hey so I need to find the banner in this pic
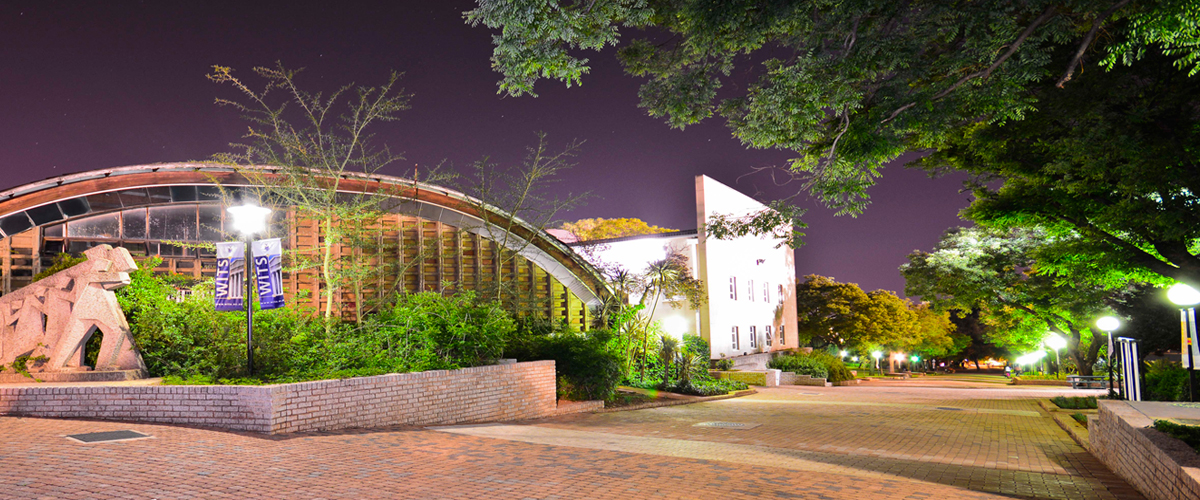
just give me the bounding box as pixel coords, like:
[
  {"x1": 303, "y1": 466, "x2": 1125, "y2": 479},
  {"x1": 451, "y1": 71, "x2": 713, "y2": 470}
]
[
  {"x1": 253, "y1": 238, "x2": 285, "y2": 310},
  {"x1": 215, "y1": 242, "x2": 245, "y2": 311}
]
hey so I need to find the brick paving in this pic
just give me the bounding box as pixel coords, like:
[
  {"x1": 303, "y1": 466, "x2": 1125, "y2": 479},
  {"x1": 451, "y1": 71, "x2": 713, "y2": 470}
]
[{"x1": 0, "y1": 383, "x2": 1140, "y2": 499}]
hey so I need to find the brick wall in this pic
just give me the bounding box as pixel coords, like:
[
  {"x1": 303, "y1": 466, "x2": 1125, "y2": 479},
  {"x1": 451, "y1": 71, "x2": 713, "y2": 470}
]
[
  {"x1": 1092, "y1": 400, "x2": 1200, "y2": 500},
  {"x1": 0, "y1": 385, "x2": 273, "y2": 432},
  {"x1": 269, "y1": 361, "x2": 558, "y2": 433},
  {"x1": 0, "y1": 361, "x2": 558, "y2": 434}
]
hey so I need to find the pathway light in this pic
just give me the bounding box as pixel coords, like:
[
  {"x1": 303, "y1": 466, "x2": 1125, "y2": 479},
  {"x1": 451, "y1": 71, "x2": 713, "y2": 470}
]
[
  {"x1": 1168, "y1": 284, "x2": 1200, "y2": 401},
  {"x1": 227, "y1": 202, "x2": 273, "y2": 376}
]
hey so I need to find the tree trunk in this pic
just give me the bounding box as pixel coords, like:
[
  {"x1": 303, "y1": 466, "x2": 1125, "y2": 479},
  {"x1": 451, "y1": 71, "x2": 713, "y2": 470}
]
[{"x1": 322, "y1": 216, "x2": 336, "y2": 334}]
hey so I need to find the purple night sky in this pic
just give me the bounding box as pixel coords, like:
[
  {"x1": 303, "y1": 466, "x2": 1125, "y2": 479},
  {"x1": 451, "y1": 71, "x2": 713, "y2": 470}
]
[{"x1": 1, "y1": 1, "x2": 973, "y2": 295}]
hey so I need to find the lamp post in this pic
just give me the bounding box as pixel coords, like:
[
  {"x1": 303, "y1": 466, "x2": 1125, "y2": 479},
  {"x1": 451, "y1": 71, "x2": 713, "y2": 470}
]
[
  {"x1": 1096, "y1": 316, "x2": 1121, "y2": 399},
  {"x1": 227, "y1": 203, "x2": 272, "y2": 376},
  {"x1": 871, "y1": 351, "x2": 882, "y2": 373},
  {"x1": 1168, "y1": 284, "x2": 1200, "y2": 402},
  {"x1": 1045, "y1": 333, "x2": 1067, "y2": 376},
  {"x1": 840, "y1": 350, "x2": 848, "y2": 359}
]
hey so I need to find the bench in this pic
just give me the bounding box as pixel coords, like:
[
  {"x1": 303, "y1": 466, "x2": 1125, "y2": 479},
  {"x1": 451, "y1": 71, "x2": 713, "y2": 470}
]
[{"x1": 1067, "y1": 375, "x2": 1108, "y2": 389}]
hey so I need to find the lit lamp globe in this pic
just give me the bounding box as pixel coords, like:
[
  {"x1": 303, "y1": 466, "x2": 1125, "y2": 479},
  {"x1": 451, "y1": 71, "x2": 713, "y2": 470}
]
[
  {"x1": 851, "y1": 356, "x2": 859, "y2": 362},
  {"x1": 1095, "y1": 316, "x2": 1121, "y2": 333},
  {"x1": 1169, "y1": 284, "x2": 1200, "y2": 307},
  {"x1": 871, "y1": 351, "x2": 882, "y2": 360},
  {"x1": 839, "y1": 350, "x2": 848, "y2": 358},
  {"x1": 1045, "y1": 333, "x2": 1068, "y2": 351},
  {"x1": 227, "y1": 203, "x2": 273, "y2": 235}
]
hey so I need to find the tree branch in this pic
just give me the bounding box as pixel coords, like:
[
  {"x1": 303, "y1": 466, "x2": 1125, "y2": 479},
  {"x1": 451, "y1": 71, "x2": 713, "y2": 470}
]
[
  {"x1": 881, "y1": 5, "x2": 1057, "y2": 125},
  {"x1": 1056, "y1": 0, "x2": 1132, "y2": 88}
]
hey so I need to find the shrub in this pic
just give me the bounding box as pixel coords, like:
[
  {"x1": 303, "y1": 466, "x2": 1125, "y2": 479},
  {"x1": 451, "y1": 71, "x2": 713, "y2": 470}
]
[
  {"x1": 1145, "y1": 359, "x2": 1189, "y2": 401},
  {"x1": 1051, "y1": 396, "x2": 1097, "y2": 410},
  {"x1": 768, "y1": 355, "x2": 828, "y2": 379},
  {"x1": 1017, "y1": 372, "x2": 1069, "y2": 381},
  {"x1": 807, "y1": 351, "x2": 856, "y2": 383},
  {"x1": 1154, "y1": 420, "x2": 1200, "y2": 452},
  {"x1": 506, "y1": 320, "x2": 626, "y2": 401},
  {"x1": 715, "y1": 358, "x2": 734, "y2": 371},
  {"x1": 663, "y1": 378, "x2": 749, "y2": 396}
]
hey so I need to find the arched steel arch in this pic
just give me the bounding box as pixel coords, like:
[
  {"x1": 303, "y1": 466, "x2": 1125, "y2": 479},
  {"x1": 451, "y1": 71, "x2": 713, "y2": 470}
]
[{"x1": 0, "y1": 163, "x2": 608, "y2": 310}]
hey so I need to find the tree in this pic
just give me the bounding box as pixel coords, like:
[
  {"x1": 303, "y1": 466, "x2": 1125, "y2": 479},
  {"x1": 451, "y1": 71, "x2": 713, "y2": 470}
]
[
  {"x1": 210, "y1": 64, "x2": 436, "y2": 326},
  {"x1": 561, "y1": 218, "x2": 674, "y2": 241},
  {"x1": 455, "y1": 132, "x2": 590, "y2": 307},
  {"x1": 902, "y1": 227, "x2": 1112, "y2": 374},
  {"x1": 949, "y1": 310, "x2": 1006, "y2": 370},
  {"x1": 466, "y1": 0, "x2": 1200, "y2": 216},
  {"x1": 793, "y1": 275, "x2": 961, "y2": 360},
  {"x1": 919, "y1": 51, "x2": 1200, "y2": 290}
]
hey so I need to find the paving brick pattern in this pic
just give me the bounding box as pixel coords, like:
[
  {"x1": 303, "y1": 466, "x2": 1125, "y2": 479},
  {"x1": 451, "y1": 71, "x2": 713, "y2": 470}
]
[{"x1": 0, "y1": 382, "x2": 1140, "y2": 499}]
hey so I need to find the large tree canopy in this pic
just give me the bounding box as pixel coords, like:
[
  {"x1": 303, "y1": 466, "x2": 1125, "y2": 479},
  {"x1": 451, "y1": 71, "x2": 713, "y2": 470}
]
[
  {"x1": 466, "y1": 0, "x2": 1200, "y2": 215},
  {"x1": 918, "y1": 51, "x2": 1200, "y2": 289},
  {"x1": 902, "y1": 227, "x2": 1113, "y2": 374}
]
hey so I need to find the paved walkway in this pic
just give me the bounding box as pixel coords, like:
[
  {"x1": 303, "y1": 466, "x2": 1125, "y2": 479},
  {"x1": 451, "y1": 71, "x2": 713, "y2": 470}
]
[{"x1": 0, "y1": 383, "x2": 1139, "y2": 499}]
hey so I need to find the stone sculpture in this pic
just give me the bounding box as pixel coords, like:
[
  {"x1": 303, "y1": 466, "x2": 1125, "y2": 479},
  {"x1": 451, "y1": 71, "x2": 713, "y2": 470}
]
[{"x1": 0, "y1": 245, "x2": 146, "y2": 374}]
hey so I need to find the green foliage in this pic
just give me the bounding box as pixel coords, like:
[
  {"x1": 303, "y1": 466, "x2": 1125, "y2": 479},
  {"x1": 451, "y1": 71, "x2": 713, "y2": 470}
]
[
  {"x1": 920, "y1": 51, "x2": 1200, "y2": 290},
  {"x1": 768, "y1": 354, "x2": 828, "y2": 380},
  {"x1": 9, "y1": 352, "x2": 48, "y2": 381},
  {"x1": 1051, "y1": 396, "x2": 1098, "y2": 410},
  {"x1": 32, "y1": 253, "x2": 88, "y2": 282},
  {"x1": 506, "y1": 320, "x2": 626, "y2": 401},
  {"x1": 1146, "y1": 360, "x2": 1190, "y2": 402},
  {"x1": 714, "y1": 358, "x2": 734, "y2": 371},
  {"x1": 466, "y1": 0, "x2": 1200, "y2": 219},
  {"x1": 1018, "y1": 373, "x2": 1070, "y2": 381},
  {"x1": 662, "y1": 378, "x2": 749, "y2": 397},
  {"x1": 1071, "y1": 413, "x2": 1088, "y2": 427},
  {"x1": 1154, "y1": 420, "x2": 1200, "y2": 453},
  {"x1": 120, "y1": 263, "x2": 519, "y2": 383},
  {"x1": 807, "y1": 351, "x2": 856, "y2": 383},
  {"x1": 903, "y1": 227, "x2": 1111, "y2": 375}
]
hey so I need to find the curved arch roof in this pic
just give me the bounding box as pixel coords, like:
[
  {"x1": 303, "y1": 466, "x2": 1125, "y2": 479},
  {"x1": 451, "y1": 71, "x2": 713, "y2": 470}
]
[{"x1": 0, "y1": 163, "x2": 608, "y2": 306}]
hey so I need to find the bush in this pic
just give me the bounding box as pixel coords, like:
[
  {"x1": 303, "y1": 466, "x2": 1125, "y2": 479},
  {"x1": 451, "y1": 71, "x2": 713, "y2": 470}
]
[
  {"x1": 663, "y1": 378, "x2": 749, "y2": 396},
  {"x1": 506, "y1": 320, "x2": 626, "y2": 401},
  {"x1": 1017, "y1": 372, "x2": 1069, "y2": 381},
  {"x1": 768, "y1": 354, "x2": 828, "y2": 379},
  {"x1": 1154, "y1": 420, "x2": 1200, "y2": 452},
  {"x1": 714, "y1": 358, "x2": 734, "y2": 371},
  {"x1": 807, "y1": 351, "x2": 856, "y2": 383},
  {"x1": 1145, "y1": 359, "x2": 1189, "y2": 401},
  {"x1": 120, "y1": 261, "x2": 520, "y2": 384},
  {"x1": 1051, "y1": 396, "x2": 1097, "y2": 410}
]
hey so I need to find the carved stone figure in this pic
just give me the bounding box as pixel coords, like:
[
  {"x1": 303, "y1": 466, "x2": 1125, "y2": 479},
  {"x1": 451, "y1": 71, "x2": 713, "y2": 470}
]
[{"x1": 0, "y1": 245, "x2": 146, "y2": 374}]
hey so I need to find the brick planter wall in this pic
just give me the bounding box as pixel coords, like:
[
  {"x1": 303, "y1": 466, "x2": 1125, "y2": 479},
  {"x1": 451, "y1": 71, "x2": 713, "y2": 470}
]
[
  {"x1": 1091, "y1": 400, "x2": 1200, "y2": 500},
  {"x1": 0, "y1": 361, "x2": 558, "y2": 434}
]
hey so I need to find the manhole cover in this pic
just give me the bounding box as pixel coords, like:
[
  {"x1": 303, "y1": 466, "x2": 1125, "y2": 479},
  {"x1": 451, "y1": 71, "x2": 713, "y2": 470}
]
[
  {"x1": 66, "y1": 430, "x2": 151, "y2": 444},
  {"x1": 935, "y1": 407, "x2": 965, "y2": 411},
  {"x1": 693, "y1": 421, "x2": 760, "y2": 429}
]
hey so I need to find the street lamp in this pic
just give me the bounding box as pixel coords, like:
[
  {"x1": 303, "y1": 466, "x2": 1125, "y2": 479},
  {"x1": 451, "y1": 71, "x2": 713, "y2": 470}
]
[
  {"x1": 1096, "y1": 316, "x2": 1121, "y2": 399},
  {"x1": 227, "y1": 202, "x2": 273, "y2": 376},
  {"x1": 871, "y1": 351, "x2": 882, "y2": 372},
  {"x1": 1169, "y1": 284, "x2": 1200, "y2": 402},
  {"x1": 840, "y1": 350, "x2": 848, "y2": 359},
  {"x1": 1045, "y1": 333, "x2": 1067, "y2": 376}
]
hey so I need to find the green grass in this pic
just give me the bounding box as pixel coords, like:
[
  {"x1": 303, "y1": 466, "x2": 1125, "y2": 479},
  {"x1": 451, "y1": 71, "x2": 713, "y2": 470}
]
[
  {"x1": 1051, "y1": 396, "x2": 1098, "y2": 410},
  {"x1": 1071, "y1": 413, "x2": 1088, "y2": 427}
]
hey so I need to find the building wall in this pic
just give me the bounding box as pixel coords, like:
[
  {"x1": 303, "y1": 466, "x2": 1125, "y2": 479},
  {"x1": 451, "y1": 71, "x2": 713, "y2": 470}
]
[
  {"x1": 578, "y1": 234, "x2": 701, "y2": 338},
  {"x1": 1092, "y1": 400, "x2": 1200, "y2": 500},
  {"x1": 695, "y1": 175, "x2": 798, "y2": 359}
]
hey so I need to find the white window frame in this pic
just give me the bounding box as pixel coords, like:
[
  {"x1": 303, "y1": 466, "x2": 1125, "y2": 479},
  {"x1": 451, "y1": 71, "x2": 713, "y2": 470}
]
[
  {"x1": 749, "y1": 326, "x2": 757, "y2": 348},
  {"x1": 732, "y1": 326, "x2": 739, "y2": 350},
  {"x1": 763, "y1": 282, "x2": 770, "y2": 302},
  {"x1": 729, "y1": 276, "x2": 737, "y2": 300},
  {"x1": 765, "y1": 325, "x2": 773, "y2": 347},
  {"x1": 779, "y1": 325, "x2": 785, "y2": 345},
  {"x1": 747, "y1": 279, "x2": 755, "y2": 302}
]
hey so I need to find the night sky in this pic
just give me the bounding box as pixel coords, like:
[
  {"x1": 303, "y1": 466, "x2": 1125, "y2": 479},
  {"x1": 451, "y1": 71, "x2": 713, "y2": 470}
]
[{"x1": 2, "y1": 1, "x2": 973, "y2": 295}]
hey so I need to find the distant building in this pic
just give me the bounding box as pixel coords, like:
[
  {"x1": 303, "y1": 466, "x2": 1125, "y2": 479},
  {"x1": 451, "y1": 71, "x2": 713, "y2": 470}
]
[{"x1": 570, "y1": 175, "x2": 797, "y2": 360}]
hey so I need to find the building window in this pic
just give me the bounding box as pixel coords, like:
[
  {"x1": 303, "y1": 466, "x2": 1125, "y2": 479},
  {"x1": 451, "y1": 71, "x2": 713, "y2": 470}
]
[
  {"x1": 778, "y1": 284, "x2": 785, "y2": 303},
  {"x1": 747, "y1": 279, "x2": 755, "y2": 302},
  {"x1": 749, "y1": 326, "x2": 757, "y2": 348},
  {"x1": 779, "y1": 325, "x2": 785, "y2": 345},
  {"x1": 763, "y1": 282, "x2": 770, "y2": 302},
  {"x1": 732, "y1": 326, "x2": 739, "y2": 350},
  {"x1": 729, "y1": 276, "x2": 737, "y2": 300},
  {"x1": 765, "y1": 326, "x2": 773, "y2": 347}
]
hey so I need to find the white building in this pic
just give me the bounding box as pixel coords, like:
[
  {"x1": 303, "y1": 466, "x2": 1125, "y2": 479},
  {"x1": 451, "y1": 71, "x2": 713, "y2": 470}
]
[{"x1": 568, "y1": 175, "x2": 797, "y2": 361}]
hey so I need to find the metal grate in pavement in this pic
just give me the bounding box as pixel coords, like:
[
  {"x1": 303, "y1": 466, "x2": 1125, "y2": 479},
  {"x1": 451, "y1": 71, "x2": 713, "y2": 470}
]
[
  {"x1": 693, "y1": 421, "x2": 760, "y2": 429},
  {"x1": 66, "y1": 430, "x2": 151, "y2": 444}
]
